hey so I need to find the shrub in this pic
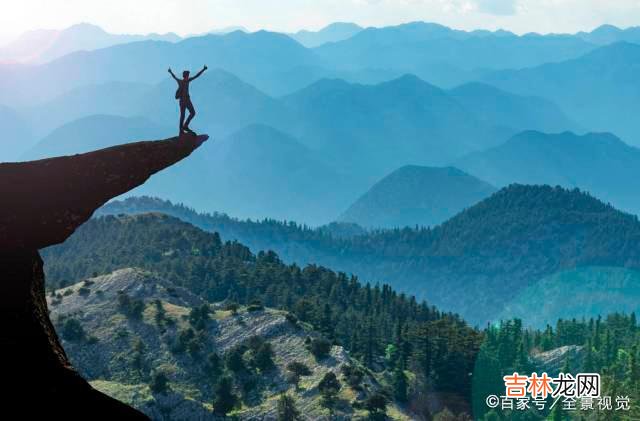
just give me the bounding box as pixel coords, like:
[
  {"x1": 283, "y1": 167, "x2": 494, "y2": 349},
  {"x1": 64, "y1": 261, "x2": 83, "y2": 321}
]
[
  {"x1": 224, "y1": 301, "x2": 239, "y2": 314},
  {"x1": 342, "y1": 364, "x2": 365, "y2": 390},
  {"x1": 277, "y1": 393, "x2": 301, "y2": 421},
  {"x1": 318, "y1": 372, "x2": 341, "y2": 410},
  {"x1": 285, "y1": 312, "x2": 298, "y2": 325},
  {"x1": 253, "y1": 342, "x2": 275, "y2": 371},
  {"x1": 308, "y1": 337, "x2": 331, "y2": 360},
  {"x1": 61, "y1": 318, "x2": 85, "y2": 342},
  {"x1": 213, "y1": 376, "x2": 238, "y2": 416},
  {"x1": 247, "y1": 299, "x2": 264, "y2": 312},
  {"x1": 117, "y1": 291, "x2": 145, "y2": 319},
  {"x1": 225, "y1": 346, "x2": 246, "y2": 372},
  {"x1": 149, "y1": 371, "x2": 169, "y2": 394},
  {"x1": 364, "y1": 393, "x2": 388, "y2": 420},
  {"x1": 285, "y1": 361, "x2": 311, "y2": 389}
]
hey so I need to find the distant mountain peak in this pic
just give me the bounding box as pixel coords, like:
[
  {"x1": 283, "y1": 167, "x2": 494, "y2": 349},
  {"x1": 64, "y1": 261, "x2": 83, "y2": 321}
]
[{"x1": 339, "y1": 164, "x2": 496, "y2": 229}]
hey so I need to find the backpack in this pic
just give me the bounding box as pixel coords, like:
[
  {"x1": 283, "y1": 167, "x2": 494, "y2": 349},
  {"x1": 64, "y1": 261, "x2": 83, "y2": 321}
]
[{"x1": 175, "y1": 85, "x2": 183, "y2": 100}]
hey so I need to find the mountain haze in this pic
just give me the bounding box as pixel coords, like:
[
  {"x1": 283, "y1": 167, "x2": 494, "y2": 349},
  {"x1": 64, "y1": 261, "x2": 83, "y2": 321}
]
[
  {"x1": 22, "y1": 115, "x2": 169, "y2": 160},
  {"x1": 290, "y1": 23, "x2": 363, "y2": 48},
  {"x1": 0, "y1": 23, "x2": 181, "y2": 64},
  {"x1": 132, "y1": 124, "x2": 359, "y2": 225},
  {"x1": 315, "y1": 21, "x2": 597, "y2": 87},
  {"x1": 483, "y1": 42, "x2": 640, "y2": 144},
  {"x1": 339, "y1": 166, "x2": 496, "y2": 229},
  {"x1": 455, "y1": 130, "x2": 640, "y2": 214},
  {"x1": 0, "y1": 105, "x2": 34, "y2": 161}
]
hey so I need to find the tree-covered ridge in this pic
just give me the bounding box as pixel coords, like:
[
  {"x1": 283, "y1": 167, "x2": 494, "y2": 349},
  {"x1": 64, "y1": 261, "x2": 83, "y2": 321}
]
[
  {"x1": 100, "y1": 185, "x2": 640, "y2": 324},
  {"x1": 474, "y1": 313, "x2": 640, "y2": 420},
  {"x1": 42, "y1": 212, "x2": 482, "y2": 415}
]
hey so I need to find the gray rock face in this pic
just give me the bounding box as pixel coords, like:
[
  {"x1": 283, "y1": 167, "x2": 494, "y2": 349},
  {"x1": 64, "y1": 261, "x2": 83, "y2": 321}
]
[{"x1": 531, "y1": 345, "x2": 584, "y2": 375}]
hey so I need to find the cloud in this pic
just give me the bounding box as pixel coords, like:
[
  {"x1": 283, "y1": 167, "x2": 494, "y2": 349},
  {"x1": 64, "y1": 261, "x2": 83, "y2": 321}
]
[{"x1": 475, "y1": 0, "x2": 518, "y2": 15}]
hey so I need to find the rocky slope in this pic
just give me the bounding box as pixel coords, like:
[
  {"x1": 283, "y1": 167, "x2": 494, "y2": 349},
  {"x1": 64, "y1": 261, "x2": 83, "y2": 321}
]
[
  {"x1": 0, "y1": 134, "x2": 206, "y2": 417},
  {"x1": 49, "y1": 268, "x2": 411, "y2": 420}
]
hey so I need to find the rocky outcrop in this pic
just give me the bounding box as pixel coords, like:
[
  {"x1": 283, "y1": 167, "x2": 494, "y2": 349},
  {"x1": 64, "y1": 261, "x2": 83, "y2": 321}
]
[{"x1": 0, "y1": 135, "x2": 207, "y2": 417}]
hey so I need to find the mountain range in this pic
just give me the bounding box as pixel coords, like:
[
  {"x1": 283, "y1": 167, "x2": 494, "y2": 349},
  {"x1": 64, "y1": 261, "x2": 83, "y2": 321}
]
[
  {"x1": 482, "y1": 41, "x2": 640, "y2": 145},
  {"x1": 0, "y1": 23, "x2": 180, "y2": 64},
  {"x1": 313, "y1": 21, "x2": 598, "y2": 87},
  {"x1": 20, "y1": 71, "x2": 581, "y2": 224},
  {"x1": 455, "y1": 130, "x2": 640, "y2": 215},
  {"x1": 0, "y1": 30, "x2": 321, "y2": 107},
  {"x1": 289, "y1": 23, "x2": 363, "y2": 48},
  {"x1": 24, "y1": 72, "x2": 574, "y2": 171}
]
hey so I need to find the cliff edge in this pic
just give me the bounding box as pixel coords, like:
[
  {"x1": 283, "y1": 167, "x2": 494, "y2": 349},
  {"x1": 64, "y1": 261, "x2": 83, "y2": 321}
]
[{"x1": 0, "y1": 134, "x2": 207, "y2": 417}]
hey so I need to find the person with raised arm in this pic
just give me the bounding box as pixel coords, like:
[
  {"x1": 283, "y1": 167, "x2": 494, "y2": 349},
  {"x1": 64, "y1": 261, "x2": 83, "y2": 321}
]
[{"x1": 168, "y1": 65, "x2": 207, "y2": 136}]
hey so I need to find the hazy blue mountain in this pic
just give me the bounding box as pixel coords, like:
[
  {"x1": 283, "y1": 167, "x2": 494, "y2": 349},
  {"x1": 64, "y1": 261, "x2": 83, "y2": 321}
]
[
  {"x1": 577, "y1": 24, "x2": 640, "y2": 45},
  {"x1": 290, "y1": 23, "x2": 363, "y2": 48},
  {"x1": 339, "y1": 166, "x2": 496, "y2": 229},
  {"x1": 22, "y1": 115, "x2": 169, "y2": 160},
  {"x1": 314, "y1": 21, "x2": 596, "y2": 87},
  {"x1": 447, "y1": 82, "x2": 578, "y2": 133},
  {"x1": 482, "y1": 42, "x2": 640, "y2": 145},
  {"x1": 455, "y1": 130, "x2": 640, "y2": 215},
  {"x1": 0, "y1": 23, "x2": 180, "y2": 64},
  {"x1": 0, "y1": 30, "x2": 321, "y2": 106},
  {"x1": 281, "y1": 75, "x2": 511, "y2": 177},
  {"x1": 0, "y1": 105, "x2": 34, "y2": 161},
  {"x1": 497, "y1": 266, "x2": 640, "y2": 328},
  {"x1": 24, "y1": 81, "x2": 152, "y2": 137},
  {"x1": 206, "y1": 26, "x2": 250, "y2": 35},
  {"x1": 133, "y1": 124, "x2": 359, "y2": 225},
  {"x1": 0, "y1": 29, "x2": 57, "y2": 63}
]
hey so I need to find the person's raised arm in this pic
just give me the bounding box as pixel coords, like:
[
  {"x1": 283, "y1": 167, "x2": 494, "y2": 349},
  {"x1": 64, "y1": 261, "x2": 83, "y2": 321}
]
[
  {"x1": 189, "y1": 65, "x2": 208, "y2": 81},
  {"x1": 168, "y1": 68, "x2": 179, "y2": 81}
]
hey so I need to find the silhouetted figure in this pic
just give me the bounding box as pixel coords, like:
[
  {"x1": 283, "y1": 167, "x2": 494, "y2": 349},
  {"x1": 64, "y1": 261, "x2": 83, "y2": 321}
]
[{"x1": 169, "y1": 65, "x2": 207, "y2": 135}]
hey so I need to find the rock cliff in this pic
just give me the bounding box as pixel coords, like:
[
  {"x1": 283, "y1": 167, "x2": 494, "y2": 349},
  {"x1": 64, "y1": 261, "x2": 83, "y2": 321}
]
[{"x1": 0, "y1": 135, "x2": 207, "y2": 417}]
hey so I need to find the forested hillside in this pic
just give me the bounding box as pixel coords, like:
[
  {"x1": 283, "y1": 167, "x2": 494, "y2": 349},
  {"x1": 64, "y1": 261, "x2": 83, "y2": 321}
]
[
  {"x1": 42, "y1": 212, "x2": 640, "y2": 419},
  {"x1": 99, "y1": 185, "x2": 640, "y2": 325},
  {"x1": 42, "y1": 213, "x2": 482, "y2": 418}
]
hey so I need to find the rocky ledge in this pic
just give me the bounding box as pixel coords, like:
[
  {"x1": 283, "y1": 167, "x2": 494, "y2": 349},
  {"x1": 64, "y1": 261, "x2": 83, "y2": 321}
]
[{"x1": 0, "y1": 135, "x2": 207, "y2": 417}]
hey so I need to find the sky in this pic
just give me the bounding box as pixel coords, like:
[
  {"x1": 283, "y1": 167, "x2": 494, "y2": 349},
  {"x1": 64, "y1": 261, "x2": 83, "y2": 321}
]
[{"x1": 1, "y1": 0, "x2": 640, "y2": 43}]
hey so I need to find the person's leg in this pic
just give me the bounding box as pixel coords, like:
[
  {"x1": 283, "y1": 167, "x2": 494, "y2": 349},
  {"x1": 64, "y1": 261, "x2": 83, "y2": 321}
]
[
  {"x1": 184, "y1": 100, "x2": 196, "y2": 131},
  {"x1": 179, "y1": 103, "x2": 186, "y2": 135}
]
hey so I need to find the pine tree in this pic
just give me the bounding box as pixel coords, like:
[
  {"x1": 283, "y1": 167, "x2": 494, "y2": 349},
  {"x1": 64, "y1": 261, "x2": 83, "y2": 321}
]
[
  {"x1": 276, "y1": 394, "x2": 300, "y2": 421},
  {"x1": 149, "y1": 371, "x2": 169, "y2": 394},
  {"x1": 318, "y1": 371, "x2": 341, "y2": 411},
  {"x1": 213, "y1": 376, "x2": 238, "y2": 416},
  {"x1": 254, "y1": 342, "x2": 275, "y2": 371},
  {"x1": 392, "y1": 363, "x2": 408, "y2": 403},
  {"x1": 225, "y1": 346, "x2": 246, "y2": 373}
]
